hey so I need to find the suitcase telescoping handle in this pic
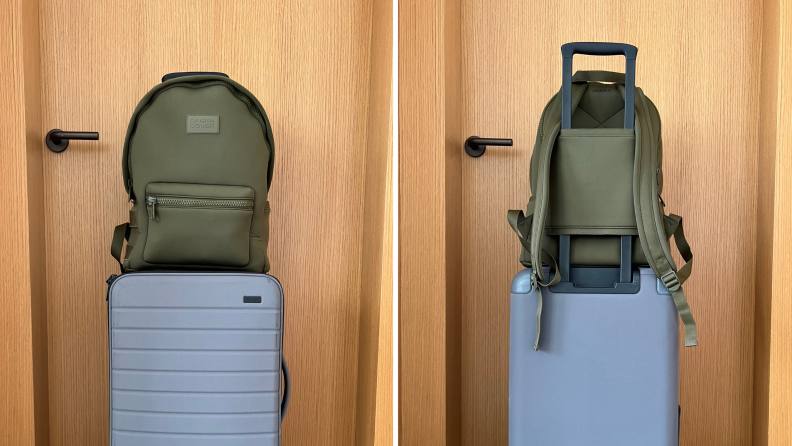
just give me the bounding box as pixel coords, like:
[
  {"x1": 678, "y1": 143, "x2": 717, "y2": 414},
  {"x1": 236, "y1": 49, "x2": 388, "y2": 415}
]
[
  {"x1": 561, "y1": 42, "x2": 637, "y2": 129},
  {"x1": 281, "y1": 356, "x2": 290, "y2": 422},
  {"x1": 552, "y1": 42, "x2": 641, "y2": 295}
]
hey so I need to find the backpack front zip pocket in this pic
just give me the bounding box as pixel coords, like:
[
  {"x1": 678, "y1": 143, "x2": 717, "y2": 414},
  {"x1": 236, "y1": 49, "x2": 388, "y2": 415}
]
[
  {"x1": 146, "y1": 196, "x2": 253, "y2": 221},
  {"x1": 143, "y1": 183, "x2": 255, "y2": 267}
]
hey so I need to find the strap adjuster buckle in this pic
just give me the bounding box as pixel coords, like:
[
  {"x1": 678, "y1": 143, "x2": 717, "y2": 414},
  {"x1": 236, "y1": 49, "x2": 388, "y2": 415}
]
[{"x1": 661, "y1": 271, "x2": 681, "y2": 291}]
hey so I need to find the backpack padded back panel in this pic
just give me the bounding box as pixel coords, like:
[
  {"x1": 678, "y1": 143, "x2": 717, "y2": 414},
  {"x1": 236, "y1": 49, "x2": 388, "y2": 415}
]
[
  {"x1": 121, "y1": 75, "x2": 274, "y2": 273},
  {"x1": 524, "y1": 77, "x2": 665, "y2": 269},
  {"x1": 108, "y1": 273, "x2": 285, "y2": 446},
  {"x1": 511, "y1": 65, "x2": 697, "y2": 348},
  {"x1": 539, "y1": 82, "x2": 640, "y2": 265}
]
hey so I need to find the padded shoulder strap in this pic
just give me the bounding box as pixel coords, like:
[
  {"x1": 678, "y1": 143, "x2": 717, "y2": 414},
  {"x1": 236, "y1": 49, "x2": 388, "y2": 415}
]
[
  {"x1": 111, "y1": 223, "x2": 130, "y2": 273},
  {"x1": 529, "y1": 83, "x2": 587, "y2": 281},
  {"x1": 633, "y1": 89, "x2": 697, "y2": 346},
  {"x1": 508, "y1": 203, "x2": 561, "y2": 350},
  {"x1": 507, "y1": 203, "x2": 534, "y2": 262}
]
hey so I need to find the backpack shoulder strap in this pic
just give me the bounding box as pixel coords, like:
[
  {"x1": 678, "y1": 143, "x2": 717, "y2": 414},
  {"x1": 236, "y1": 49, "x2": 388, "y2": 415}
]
[
  {"x1": 507, "y1": 83, "x2": 584, "y2": 351},
  {"x1": 111, "y1": 223, "x2": 130, "y2": 273},
  {"x1": 507, "y1": 203, "x2": 560, "y2": 350},
  {"x1": 529, "y1": 83, "x2": 587, "y2": 281},
  {"x1": 634, "y1": 88, "x2": 697, "y2": 346}
]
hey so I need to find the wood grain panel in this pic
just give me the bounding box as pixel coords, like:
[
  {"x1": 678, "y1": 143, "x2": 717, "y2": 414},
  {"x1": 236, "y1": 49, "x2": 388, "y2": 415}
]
[
  {"x1": 398, "y1": 0, "x2": 465, "y2": 444},
  {"x1": 375, "y1": 114, "x2": 394, "y2": 446},
  {"x1": 767, "y1": 2, "x2": 792, "y2": 442},
  {"x1": 0, "y1": 0, "x2": 48, "y2": 445},
  {"x1": 753, "y1": 0, "x2": 781, "y2": 443},
  {"x1": 456, "y1": 2, "x2": 762, "y2": 445},
  {"x1": 356, "y1": 0, "x2": 393, "y2": 443},
  {"x1": 398, "y1": 0, "x2": 446, "y2": 443},
  {"x1": 37, "y1": 1, "x2": 391, "y2": 445},
  {"x1": 443, "y1": 0, "x2": 464, "y2": 443}
]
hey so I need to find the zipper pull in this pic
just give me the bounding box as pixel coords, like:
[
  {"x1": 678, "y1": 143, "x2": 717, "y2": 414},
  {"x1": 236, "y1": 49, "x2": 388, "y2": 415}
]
[
  {"x1": 127, "y1": 179, "x2": 134, "y2": 203},
  {"x1": 106, "y1": 274, "x2": 119, "y2": 301},
  {"x1": 147, "y1": 196, "x2": 157, "y2": 220},
  {"x1": 656, "y1": 169, "x2": 666, "y2": 207}
]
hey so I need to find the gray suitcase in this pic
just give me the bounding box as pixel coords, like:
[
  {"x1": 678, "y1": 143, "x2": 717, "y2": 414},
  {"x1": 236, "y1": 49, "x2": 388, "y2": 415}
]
[
  {"x1": 106, "y1": 272, "x2": 290, "y2": 446},
  {"x1": 509, "y1": 262, "x2": 679, "y2": 445}
]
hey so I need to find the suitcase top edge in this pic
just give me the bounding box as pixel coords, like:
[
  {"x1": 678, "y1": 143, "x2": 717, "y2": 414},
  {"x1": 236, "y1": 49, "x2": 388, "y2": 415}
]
[{"x1": 108, "y1": 272, "x2": 283, "y2": 301}]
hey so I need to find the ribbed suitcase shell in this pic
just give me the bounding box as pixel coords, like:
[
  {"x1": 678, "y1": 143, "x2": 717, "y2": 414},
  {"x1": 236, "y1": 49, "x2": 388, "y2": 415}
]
[
  {"x1": 509, "y1": 267, "x2": 679, "y2": 445},
  {"x1": 107, "y1": 272, "x2": 284, "y2": 446}
]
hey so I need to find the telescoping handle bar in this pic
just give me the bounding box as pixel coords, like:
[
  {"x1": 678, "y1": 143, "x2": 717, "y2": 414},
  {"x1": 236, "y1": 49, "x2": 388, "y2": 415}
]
[{"x1": 561, "y1": 42, "x2": 637, "y2": 130}]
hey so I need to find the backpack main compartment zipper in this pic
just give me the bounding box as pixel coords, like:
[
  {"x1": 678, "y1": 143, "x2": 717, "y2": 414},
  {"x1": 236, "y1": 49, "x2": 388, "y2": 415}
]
[{"x1": 147, "y1": 196, "x2": 254, "y2": 221}]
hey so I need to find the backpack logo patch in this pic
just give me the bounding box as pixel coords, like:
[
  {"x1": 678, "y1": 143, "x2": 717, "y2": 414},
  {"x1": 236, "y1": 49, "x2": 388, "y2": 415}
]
[{"x1": 186, "y1": 115, "x2": 219, "y2": 134}]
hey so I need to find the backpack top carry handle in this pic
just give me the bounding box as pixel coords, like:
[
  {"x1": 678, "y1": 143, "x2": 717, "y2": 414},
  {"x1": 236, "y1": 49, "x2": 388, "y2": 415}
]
[
  {"x1": 161, "y1": 71, "x2": 230, "y2": 82},
  {"x1": 561, "y1": 42, "x2": 637, "y2": 129}
]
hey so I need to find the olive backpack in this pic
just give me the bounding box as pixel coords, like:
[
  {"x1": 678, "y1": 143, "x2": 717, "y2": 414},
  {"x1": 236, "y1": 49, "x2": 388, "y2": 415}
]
[
  {"x1": 508, "y1": 43, "x2": 697, "y2": 349},
  {"x1": 111, "y1": 72, "x2": 274, "y2": 273}
]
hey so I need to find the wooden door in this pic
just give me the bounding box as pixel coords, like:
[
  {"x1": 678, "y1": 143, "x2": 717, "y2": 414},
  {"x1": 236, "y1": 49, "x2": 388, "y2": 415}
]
[
  {"x1": 399, "y1": 0, "x2": 792, "y2": 445},
  {"x1": 1, "y1": 1, "x2": 392, "y2": 445}
]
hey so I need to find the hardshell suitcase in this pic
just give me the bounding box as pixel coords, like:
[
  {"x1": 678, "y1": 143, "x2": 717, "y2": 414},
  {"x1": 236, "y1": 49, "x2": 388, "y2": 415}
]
[
  {"x1": 509, "y1": 267, "x2": 679, "y2": 445},
  {"x1": 107, "y1": 272, "x2": 290, "y2": 446}
]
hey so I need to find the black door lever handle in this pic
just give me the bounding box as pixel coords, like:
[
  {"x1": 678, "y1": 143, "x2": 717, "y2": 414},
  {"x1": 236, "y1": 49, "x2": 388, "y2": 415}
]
[
  {"x1": 46, "y1": 129, "x2": 99, "y2": 153},
  {"x1": 464, "y1": 136, "x2": 513, "y2": 157}
]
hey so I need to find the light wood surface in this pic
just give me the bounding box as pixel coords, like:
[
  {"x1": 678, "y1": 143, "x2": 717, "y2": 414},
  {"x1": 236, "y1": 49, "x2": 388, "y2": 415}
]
[
  {"x1": 767, "y1": 2, "x2": 792, "y2": 443},
  {"x1": 356, "y1": 0, "x2": 394, "y2": 443},
  {"x1": 0, "y1": 0, "x2": 48, "y2": 445},
  {"x1": 399, "y1": 0, "x2": 464, "y2": 444},
  {"x1": 33, "y1": 1, "x2": 392, "y2": 445},
  {"x1": 753, "y1": 0, "x2": 781, "y2": 443},
  {"x1": 401, "y1": 0, "x2": 768, "y2": 444},
  {"x1": 375, "y1": 112, "x2": 394, "y2": 445}
]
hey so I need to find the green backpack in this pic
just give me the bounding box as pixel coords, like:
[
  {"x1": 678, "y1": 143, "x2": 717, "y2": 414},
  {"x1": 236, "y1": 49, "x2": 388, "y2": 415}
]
[
  {"x1": 508, "y1": 43, "x2": 696, "y2": 350},
  {"x1": 111, "y1": 72, "x2": 274, "y2": 273}
]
